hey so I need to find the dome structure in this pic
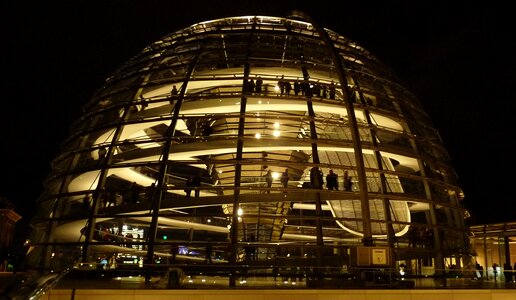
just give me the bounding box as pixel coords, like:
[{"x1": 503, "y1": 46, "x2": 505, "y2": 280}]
[{"x1": 26, "y1": 13, "x2": 471, "y2": 284}]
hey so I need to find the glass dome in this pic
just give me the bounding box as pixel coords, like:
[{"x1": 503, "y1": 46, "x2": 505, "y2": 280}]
[{"x1": 25, "y1": 14, "x2": 470, "y2": 285}]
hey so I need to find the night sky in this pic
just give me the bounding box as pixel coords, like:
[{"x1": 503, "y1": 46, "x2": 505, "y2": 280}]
[{"x1": 4, "y1": 1, "x2": 515, "y2": 230}]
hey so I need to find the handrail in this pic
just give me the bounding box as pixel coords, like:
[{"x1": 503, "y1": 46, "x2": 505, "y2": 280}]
[{"x1": 1, "y1": 267, "x2": 72, "y2": 300}]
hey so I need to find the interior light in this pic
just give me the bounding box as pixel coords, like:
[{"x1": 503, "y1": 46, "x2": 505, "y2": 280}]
[
  {"x1": 273, "y1": 130, "x2": 280, "y2": 137},
  {"x1": 237, "y1": 208, "x2": 243, "y2": 216},
  {"x1": 272, "y1": 172, "x2": 280, "y2": 179},
  {"x1": 274, "y1": 122, "x2": 280, "y2": 128},
  {"x1": 255, "y1": 133, "x2": 261, "y2": 139}
]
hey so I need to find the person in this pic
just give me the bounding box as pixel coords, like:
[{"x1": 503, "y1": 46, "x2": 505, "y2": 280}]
[
  {"x1": 284, "y1": 80, "x2": 292, "y2": 95},
  {"x1": 125, "y1": 233, "x2": 133, "y2": 248},
  {"x1": 98, "y1": 146, "x2": 107, "y2": 160},
  {"x1": 255, "y1": 76, "x2": 263, "y2": 94},
  {"x1": 343, "y1": 171, "x2": 351, "y2": 191},
  {"x1": 326, "y1": 169, "x2": 338, "y2": 190},
  {"x1": 184, "y1": 177, "x2": 193, "y2": 198},
  {"x1": 170, "y1": 244, "x2": 178, "y2": 263},
  {"x1": 329, "y1": 80, "x2": 336, "y2": 99},
  {"x1": 514, "y1": 262, "x2": 516, "y2": 282},
  {"x1": 344, "y1": 175, "x2": 353, "y2": 191},
  {"x1": 493, "y1": 263, "x2": 499, "y2": 281},
  {"x1": 264, "y1": 169, "x2": 273, "y2": 193},
  {"x1": 310, "y1": 167, "x2": 323, "y2": 189},
  {"x1": 475, "y1": 262, "x2": 483, "y2": 279},
  {"x1": 171, "y1": 85, "x2": 178, "y2": 96},
  {"x1": 293, "y1": 81, "x2": 301, "y2": 95},
  {"x1": 277, "y1": 75, "x2": 285, "y2": 95},
  {"x1": 192, "y1": 173, "x2": 202, "y2": 198},
  {"x1": 280, "y1": 168, "x2": 289, "y2": 189},
  {"x1": 503, "y1": 262, "x2": 513, "y2": 283},
  {"x1": 249, "y1": 234, "x2": 256, "y2": 261},
  {"x1": 103, "y1": 190, "x2": 117, "y2": 208},
  {"x1": 170, "y1": 85, "x2": 178, "y2": 104},
  {"x1": 129, "y1": 182, "x2": 141, "y2": 203},
  {"x1": 204, "y1": 243, "x2": 213, "y2": 264},
  {"x1": 247, "y1": 78, "x2": 255, "y2": 94},
  {"x1": 145, "y1": 183, "x2": 156, "y2": 202},
  {"x1": 244, "y1": 234, "x2": 256, "y2": 261},
  {"x1": 313, "y1": 84, "x2": 321, "y2": 98}
]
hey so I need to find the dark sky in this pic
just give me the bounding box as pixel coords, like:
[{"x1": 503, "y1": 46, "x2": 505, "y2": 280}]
[{"x1": 4, "y1": 1, "x2": 515, "y2": 226}]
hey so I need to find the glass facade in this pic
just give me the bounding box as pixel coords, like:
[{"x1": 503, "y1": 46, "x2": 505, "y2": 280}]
[{"x1": 25, "y1": 15, "x2": 471, "y2": 285}]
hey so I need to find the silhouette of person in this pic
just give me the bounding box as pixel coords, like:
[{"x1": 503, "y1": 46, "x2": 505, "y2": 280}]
[
  {"x1": 205, "y1": 243, "x2": 213, "y2": 264},
  {"x1": 284, "y1": 81, "x2": 292, "y2": 95},
  {"x1": 329, "y1": 81, "x2": 336, "y2": 99},
  {"x1": 326, "y1": 169, "x2": 338, "y2": 190},
  {"x1": 277, "y1": 75, "x2": 285, "y2": 95},
  {"x1": 170, "y1": 244, "x2": 178, "y2": 263},
  {"x1": 294, "y1": 81, "x2": 301, "y2": 95},
  {"x1": 103, "y1": 190, "x2": 117, "y2": 208},
  {"x1": 344, "y1": 176, "x2": 353, "y2": 191},
  {"x1": 145, "y1": 183, "x2": 156, "y2": 202},
  {"x1": 170, "y1": 85, "x2": 178, "y2": 104},
  {"x1": 192, "y1": 173, "x2": 202, "y2": 198},
  {"x1": 247, "y1": 78, "x2": 255, "y2": 94},
  {"x1": 280, "y1": 169, "x2": 289, "y2": 189},
  {"x1": 313, "y1": 84, "x2": 322, "y2": 98},
  {"x1": 503, "y1": 262, "x2": 512, "y2": 283},
  {"x1": 255, "y1": 76, "x2": 263, "y2": 94},
  {"x1": 244, "y1": 234, "x2": 256, "y2": 262},
  {"x1": 310, "y1": 167, "x2": 323, "y2": 189},
  {"x1": 184, "y1": 177, "x2": 193, "y2": 198},
  {"x1": 130, "y1": 182, "x2": 141, "y2": 203},
  {"x1": 98, "y1": 146, "x2": 107, "y2": 160},
  {"x1": 493, "y1": 263, "x2": 499, "y2": 281},
  {"x1": 343, "y1": 171, "x2": 350, "y2": 191},
  {"x1": 264, "y1": 170, "x2": 273, "y2": 193}
]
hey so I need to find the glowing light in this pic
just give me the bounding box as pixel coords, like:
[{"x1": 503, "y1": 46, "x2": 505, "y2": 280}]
[
  {"x1": 237, "y1": 208, "x2": 243, "y2": 216},
  {"x1": 273, "y1": 122, "x2": 280, "y2": 128},
  {"x1": 273, "y1": 130, "x2": 280, "y2": 137},
  {"x1": 272, "y1": 172, "x2": 280, "y2": 179},
  {"x1": 255, "y1": 133, "x2": 261, "y2": 139}
]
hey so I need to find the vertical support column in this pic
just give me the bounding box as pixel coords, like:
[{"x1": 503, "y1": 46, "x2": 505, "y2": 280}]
[
  {"x1": 81, "y1": 104, "x2": 132, "y2": 263},
  {"x1": 483, "y1": 226, "x2": 488, "y2": 278},
  {"x1": 504, "y1": 224, "x2": 511, "y2": 267},
  {"x1": 353, "y1": 81, "x2": 395, "y2": 249},
  {"x1": 145, "y1": 49, "x2": 202, "y2": 283},
  {"x1": 229, "y1": 63, "x2": 250, "y2": 287},
  {"x1": 289, "y1": 10, "x2": 373, "y2": 245},
  {"x1": 382, "y1": 83, "x2": 445, "y2": 274},
  {"x1": 300, "y1": 65, "x2": 324, "y2": 270}
]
